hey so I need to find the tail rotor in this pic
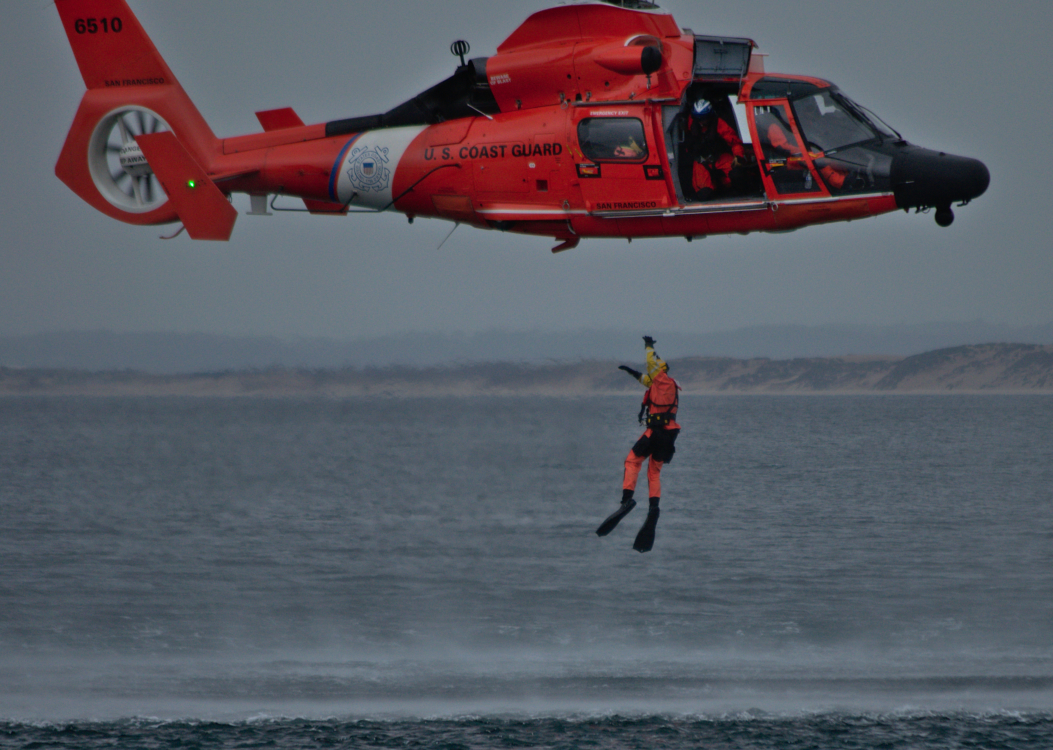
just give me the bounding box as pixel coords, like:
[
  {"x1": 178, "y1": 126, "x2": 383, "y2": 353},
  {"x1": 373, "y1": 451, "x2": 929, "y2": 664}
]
[{"x1": 90, "y1": 106, "x2": 170, "y2": 213}]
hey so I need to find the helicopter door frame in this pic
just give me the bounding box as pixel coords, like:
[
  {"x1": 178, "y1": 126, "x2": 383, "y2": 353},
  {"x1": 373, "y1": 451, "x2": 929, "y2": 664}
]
[
  {"x1": 664, "y1": 90, "x2": 765, "y2": 208},
  {"x1": 662, "y1": 104, "x2": 689, "y2": 206},
  {"x1": 747, "y1": 99, "x2": 830, "y2": 200}
]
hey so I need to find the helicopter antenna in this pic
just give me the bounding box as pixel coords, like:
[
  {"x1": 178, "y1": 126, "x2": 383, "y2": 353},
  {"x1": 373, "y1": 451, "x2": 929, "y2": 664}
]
[
  {"x1": 437, "y1": 222, "x2": 460, "y2": 250},
  {"x1": 451, "y1": 40, "x2": 470, "y2": 67}
]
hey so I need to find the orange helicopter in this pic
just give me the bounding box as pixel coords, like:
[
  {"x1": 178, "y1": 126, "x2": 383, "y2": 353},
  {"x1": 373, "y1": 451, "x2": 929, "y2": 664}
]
[{"x1": 55, "y1": 0, "x2": 990, "y2": 250}]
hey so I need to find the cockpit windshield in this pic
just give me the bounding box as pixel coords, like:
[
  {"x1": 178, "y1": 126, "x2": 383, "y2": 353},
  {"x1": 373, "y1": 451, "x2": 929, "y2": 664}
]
[{"x1": 792, "y1": 89, "x2": 897, "y2": 153}]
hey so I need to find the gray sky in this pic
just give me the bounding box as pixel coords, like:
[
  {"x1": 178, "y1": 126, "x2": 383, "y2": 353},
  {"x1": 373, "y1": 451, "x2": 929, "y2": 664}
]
[{"x1": 2, "y1": 0, "x2": 1050, "y2": 340}]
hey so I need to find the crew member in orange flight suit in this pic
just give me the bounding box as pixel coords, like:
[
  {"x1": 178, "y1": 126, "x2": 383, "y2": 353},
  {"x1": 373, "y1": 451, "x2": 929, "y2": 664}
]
[
  {"x1": 765, "y1": 118, "x2": 848, "y2": 191},
  {"x1": 596, "y1": 336, "x2": 682, "y2": 553},
  {"x1": 688, "y1": 98, "x2": 746, "y2": 201}
]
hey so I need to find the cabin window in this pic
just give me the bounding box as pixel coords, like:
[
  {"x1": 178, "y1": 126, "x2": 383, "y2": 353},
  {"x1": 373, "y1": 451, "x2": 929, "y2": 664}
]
[{"x1": 577, "y1": 118, "x2": 648, "y2": 162}]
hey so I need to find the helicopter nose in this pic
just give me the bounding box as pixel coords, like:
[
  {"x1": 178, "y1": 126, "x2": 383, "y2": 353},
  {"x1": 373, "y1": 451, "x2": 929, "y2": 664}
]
[{"x1": 891, "y1": 146, "x2": 990, "y2": 226}]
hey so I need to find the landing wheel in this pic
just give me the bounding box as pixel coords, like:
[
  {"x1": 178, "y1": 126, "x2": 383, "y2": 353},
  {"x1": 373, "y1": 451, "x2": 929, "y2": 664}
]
[{"x1": 88, "y1": 106, "x2": 171, "y2": 213}]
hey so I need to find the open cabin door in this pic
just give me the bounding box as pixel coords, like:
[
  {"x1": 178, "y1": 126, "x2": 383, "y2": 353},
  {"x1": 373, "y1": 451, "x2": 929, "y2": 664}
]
[
  {"x1": 656, "y1": 35, "x2": 765, "y2": 208},
  {"x1": 663, "y1": 98, "x2": 766, "y2": 206}
]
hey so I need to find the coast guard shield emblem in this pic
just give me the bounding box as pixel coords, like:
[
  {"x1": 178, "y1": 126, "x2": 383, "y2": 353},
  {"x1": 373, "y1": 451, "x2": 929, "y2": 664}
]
[{"x1": 346, "y1": 145, "x2": 390, "y2": 193}]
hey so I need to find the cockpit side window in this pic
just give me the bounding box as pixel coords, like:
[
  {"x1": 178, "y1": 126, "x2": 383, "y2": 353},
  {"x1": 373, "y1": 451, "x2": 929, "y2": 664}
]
[
  {"x1": 754, "y1": 104, "x2": 821, "y2": 195},
  {"x1": 577, "y1": 118, "x2": 648, "y2": 162}
]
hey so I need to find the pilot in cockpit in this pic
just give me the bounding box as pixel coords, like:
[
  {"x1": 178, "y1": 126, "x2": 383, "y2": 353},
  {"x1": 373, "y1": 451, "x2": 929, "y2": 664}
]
[{"x1": 761, "y1": 112, "x2": 848, "y2": 192}]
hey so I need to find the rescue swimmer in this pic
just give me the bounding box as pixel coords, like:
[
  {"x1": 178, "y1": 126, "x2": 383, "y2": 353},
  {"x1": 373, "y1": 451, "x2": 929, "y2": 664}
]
[{"x1": 597, "y1": 336, "x2": 682, "y2": 553}]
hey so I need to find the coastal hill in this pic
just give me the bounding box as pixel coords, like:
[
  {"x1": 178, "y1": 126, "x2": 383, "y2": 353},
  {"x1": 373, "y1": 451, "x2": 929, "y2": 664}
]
[
  {"x1": 3, "y1": 324, "x2": 1053, "y2": 372},
  {"x1": 1, "y1": 343, "x2": 1051, "y2": 396}
]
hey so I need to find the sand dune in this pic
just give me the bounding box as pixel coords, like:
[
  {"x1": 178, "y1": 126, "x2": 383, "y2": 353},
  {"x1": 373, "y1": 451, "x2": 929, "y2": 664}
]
[{"x1": 2, "y1": 344, "x2": 1051, "y2": 396}]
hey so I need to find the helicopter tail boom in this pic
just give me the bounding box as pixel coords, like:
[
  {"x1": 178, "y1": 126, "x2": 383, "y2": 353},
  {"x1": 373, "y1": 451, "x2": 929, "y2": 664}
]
[{"x1": 54, "y1": 0, "x2": 223, "y2": 229}]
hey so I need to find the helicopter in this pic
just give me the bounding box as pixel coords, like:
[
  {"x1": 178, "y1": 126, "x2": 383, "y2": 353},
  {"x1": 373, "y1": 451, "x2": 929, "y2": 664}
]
[{"x1": 55, "y1": 0, "x2": 989, "y2": 250}]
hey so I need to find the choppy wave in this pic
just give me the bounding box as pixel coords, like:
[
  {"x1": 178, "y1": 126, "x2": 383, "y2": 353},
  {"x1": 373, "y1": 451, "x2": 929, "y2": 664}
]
[{"x1": 4, "y1": 713, "x2": 1053, "y2": 750}]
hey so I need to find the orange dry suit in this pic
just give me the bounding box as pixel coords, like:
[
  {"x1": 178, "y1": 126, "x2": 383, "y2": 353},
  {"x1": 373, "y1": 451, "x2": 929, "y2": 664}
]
[
  {"x1": 623, "y1": 346, "x2": 681, "y2": 500},
  {"x1": 766, "y1": 122, "x2": 848, "y2": 190},
  {"x1": 690, "y1": 114, "x2": 746, "y2": 194}
]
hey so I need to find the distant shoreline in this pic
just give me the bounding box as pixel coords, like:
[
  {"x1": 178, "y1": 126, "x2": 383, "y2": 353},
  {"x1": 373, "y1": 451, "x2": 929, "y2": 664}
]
[{"x1": 2, "y1": 343, "x2": 1051, "y2": 396}]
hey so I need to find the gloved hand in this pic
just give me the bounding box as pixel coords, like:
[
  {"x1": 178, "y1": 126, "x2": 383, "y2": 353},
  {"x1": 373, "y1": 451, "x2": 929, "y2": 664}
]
[
  {"x1": 619, "y1": 365, "x2": 643, "y2": 379},
  {"x1": 643, "y1": 336, "x2": 656, "y2": 348},
  {"x1": 637, "y1": 404, "x2": 648, "y2": 424}
]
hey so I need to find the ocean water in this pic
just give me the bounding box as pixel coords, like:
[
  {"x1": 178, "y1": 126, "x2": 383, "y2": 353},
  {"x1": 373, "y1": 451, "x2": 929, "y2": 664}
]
[{"x1": 1, "y1": 395, "x2": 1051, "y2": 748}]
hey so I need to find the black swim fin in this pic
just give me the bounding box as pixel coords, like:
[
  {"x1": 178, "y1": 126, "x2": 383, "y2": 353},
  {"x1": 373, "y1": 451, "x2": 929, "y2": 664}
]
[
  {"x1": 596, "y1": 495, "x2": 636, "y2": 536},
  {"x1": 632, "y1": 504, "x2": 660, "y2": 553}
]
